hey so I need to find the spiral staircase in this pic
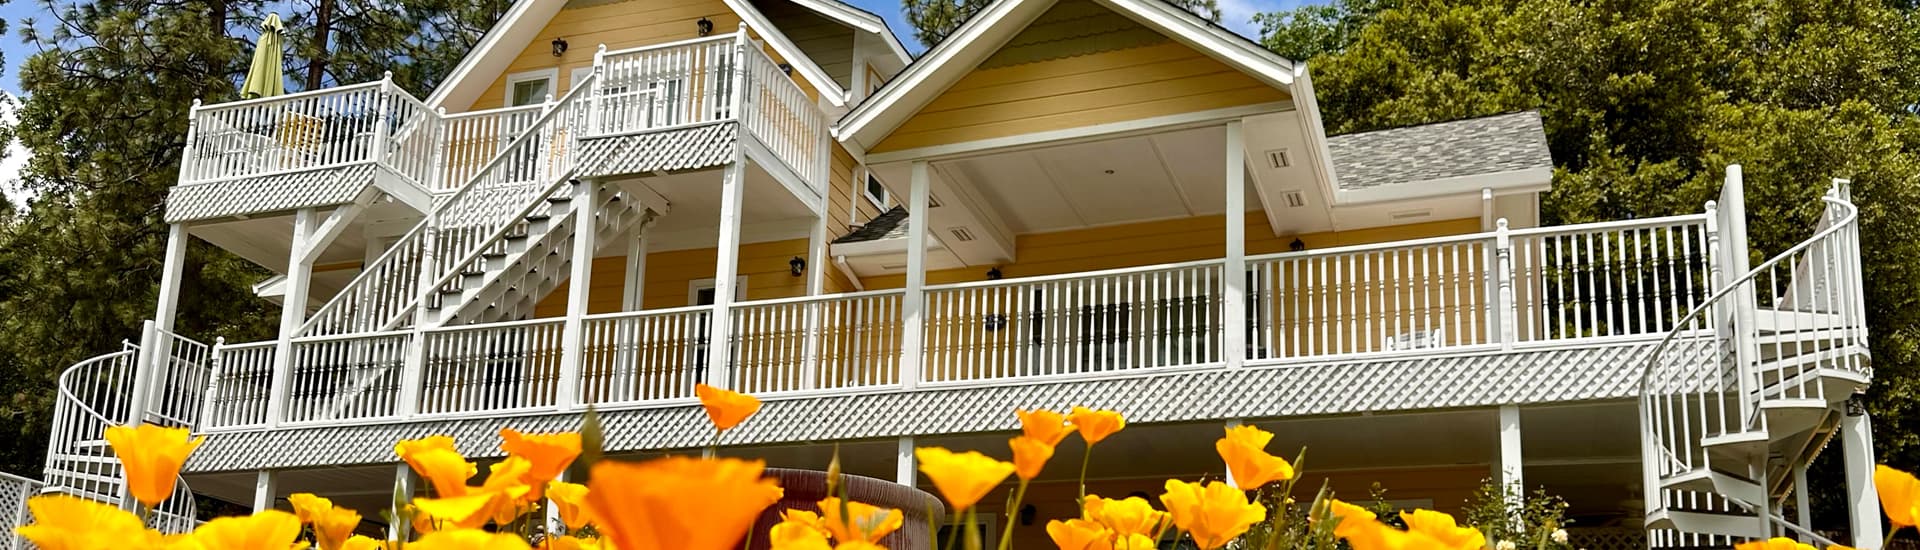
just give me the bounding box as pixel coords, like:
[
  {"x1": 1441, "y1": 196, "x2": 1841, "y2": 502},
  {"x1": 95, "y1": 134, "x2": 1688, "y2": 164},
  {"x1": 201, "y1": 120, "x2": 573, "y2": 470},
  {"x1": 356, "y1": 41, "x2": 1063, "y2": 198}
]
[{"x1": 1639, "y1": 172, "x2": 1872, "y2": 547}]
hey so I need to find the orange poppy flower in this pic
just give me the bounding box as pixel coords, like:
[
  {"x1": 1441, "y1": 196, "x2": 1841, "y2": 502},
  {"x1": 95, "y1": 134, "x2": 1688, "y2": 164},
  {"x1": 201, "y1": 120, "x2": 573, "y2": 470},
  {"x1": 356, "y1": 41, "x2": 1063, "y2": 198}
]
[
  {"x1": 695, "y1": 384, "x2": 762, "y2": 431},
  {"x1": 818, "y1": 497, "x2": 903, "y2": 543},
  {"x1": 1878, "y1": 465, "x2": 1920, "y2": 531},
  {"x1": 1016, "y1": 409, "x2": 1075, "y2": 446},
  {"x1": 1733, "y1": 538, "x2": 1818, "y2": 550},
  {"x1": 395, "y1": 437, "x2": 477, "y2": 498},
  {"x1": 1158, "y1": 479, "x2": 1265, "y2": 550},
  {"x1": 1083, "y1": 495, "x2": 1169, "y2": 538},
  {"x1": 313, "y1": 506, "x2": 363, "y2": 550},
  {"x1": 14, "y1": 493, "x2": 149, "y2": 549},
  {"x1": 1215, "y1": 425, "x2": 1294, "y2": 491},
  {"x1": 547, "y1": 481, "x2": 594, "y2": 531},
  {"x1": 1009, "y1": 436, "x2": 1055, "y2": 481},
  {"x1": 1340, "y1": 519, "x2": 1451, "y2": 550},
  {"x1": 539, "y1": 535, "x2": 604, "y2": 550},
  {"x1": 585, "y1": 456, "x2": 783, "y2": 550},
  {"x1": 410, "y1": 529, "x2": 534, "y2": 550},
  {"x1": 914, "y1": 447, "x2": 1015, "y2": 512},
  {"x1": 1067, "y1": 407, "x2": 1126, "y2": 446},
  {"x1": 498, "y1": 428, "x2": 581, "y2": 497},
  {"x1": 287, "y1": 493, "x2": 333, "y2": 523},
  {"x1": 1046, "y1": 519, "x2": 1114, "y2": 550},
  {"x1": 770, "y1": 510, "x2": 832, "y2": 550},
  {"x1": 104, "y1": 423, "x2": 204, "y2": 508},
  {"x1": 1398, "y1": 509, "x2": 1484, "y2": 550},
  {"x1": 186, "y1": 510, "x2": 303, "y2": 550},
  {"x1": 339, "y1": 535, "x2": 388, "y2": 550},
  {"x1": 1326, "y1": 499, "x2": 1378, "y2": 539}
]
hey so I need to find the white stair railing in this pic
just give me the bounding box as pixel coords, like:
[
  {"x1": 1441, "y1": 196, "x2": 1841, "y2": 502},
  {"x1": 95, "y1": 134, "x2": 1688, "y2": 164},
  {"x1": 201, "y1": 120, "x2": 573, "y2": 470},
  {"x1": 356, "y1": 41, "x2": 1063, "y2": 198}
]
[{"x1": 42, "y1": 341, "x2": 200, "y2": 532}]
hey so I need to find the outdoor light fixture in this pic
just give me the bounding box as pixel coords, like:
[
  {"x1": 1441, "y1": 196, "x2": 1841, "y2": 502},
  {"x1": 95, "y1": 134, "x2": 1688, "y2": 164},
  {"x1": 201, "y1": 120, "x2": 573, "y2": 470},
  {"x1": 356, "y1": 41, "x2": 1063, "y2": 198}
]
[
  {"x1": 1019, "y1": 504, "x2": 1037, "y2": 526},
  {"x1": 789, "y1": 256, "x2": 806, "y2": 277},
  {"x1": 551, "y1": 38, "x2": 568, "y2": 57},
  {"x1": 1289, "y1": 237, "x2": 1307, "y2": 252},
  {"x1": 778, "y1": 63, "x2": 794, "y2": 76},
  {"x1": 986, "y1": 267, "x2": 1003, "y2": 280},
  {"x1": 697, "y1": 17, "x2": 714, "y2": 36}
]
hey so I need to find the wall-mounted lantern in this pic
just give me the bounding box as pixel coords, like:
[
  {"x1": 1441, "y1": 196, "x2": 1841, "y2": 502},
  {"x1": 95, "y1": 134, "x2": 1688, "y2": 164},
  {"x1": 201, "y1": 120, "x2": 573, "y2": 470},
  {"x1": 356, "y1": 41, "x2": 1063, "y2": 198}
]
[
  {"x1": 551, "y1": 38, "x2": 569, "y2": 57},
  {"x1": 697, "y1": 17, "x2": 714, "y2": 36},
  {"x1": 789, "y1": 256, "x2": 806, "y2": 277}
]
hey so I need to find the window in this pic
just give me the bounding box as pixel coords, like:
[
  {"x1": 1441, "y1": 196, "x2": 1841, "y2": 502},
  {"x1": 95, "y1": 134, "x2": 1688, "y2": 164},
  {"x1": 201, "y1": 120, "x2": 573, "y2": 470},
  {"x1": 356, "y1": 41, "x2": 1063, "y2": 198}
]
[
  {"x1": 934, "y1": 515, "x2": 996, "y2": 549},
  {"x1": 505, "y1": 69, "x2": 558, "y2": 107},
  {"x1": 864, "y1": 173, "x2": 890, "y2": 209}
]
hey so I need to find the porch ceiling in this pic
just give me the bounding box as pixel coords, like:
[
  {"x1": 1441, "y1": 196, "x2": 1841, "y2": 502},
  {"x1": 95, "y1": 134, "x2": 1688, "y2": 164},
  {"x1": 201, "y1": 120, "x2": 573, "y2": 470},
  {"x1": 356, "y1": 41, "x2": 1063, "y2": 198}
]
[{"x1": 612, "y1": 161, "x2": 819, "y2": 252}]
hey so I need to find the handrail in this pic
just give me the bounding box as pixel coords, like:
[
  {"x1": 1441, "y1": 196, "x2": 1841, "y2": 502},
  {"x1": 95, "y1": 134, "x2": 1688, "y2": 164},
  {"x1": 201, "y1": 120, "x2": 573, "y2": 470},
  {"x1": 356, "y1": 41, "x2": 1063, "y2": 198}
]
[
  {"x1": 443, "y1": 103, "x2": 544, "y2": 120},
  {"x1": 1507, "y1": 213, "x2": 1708, "y2": 237},
  {"x1": 600, "y1": 34, "x2": 735, "y2": 57},
  {"x1": 54, "y1": 350, "x2": 139, "y2": 425},
  {"x1": 1635, "y1": 195, "x2": 1856, "y2": 403},
  {"x1": 1768, "y1": 512, "x2": 1844, "y2": 547},
  {"x1": 924, "y1": 258, "x2": 1226, "y2": 291},
  {"x1": 193, "y1": 80, "x2": 389, "y2": 112},
  {"x1": 1244, "y1": 231, "x2": 1496, "y2": 262},
  {"x1": 580, "y1": 304, "x2": 718, "y2": 321},
  {"x1": 421, "y1": 316, "x2": 566, "y2": 333},
  {"x1": 731, "y1": 288, "x2": 906, "y2": 308}
]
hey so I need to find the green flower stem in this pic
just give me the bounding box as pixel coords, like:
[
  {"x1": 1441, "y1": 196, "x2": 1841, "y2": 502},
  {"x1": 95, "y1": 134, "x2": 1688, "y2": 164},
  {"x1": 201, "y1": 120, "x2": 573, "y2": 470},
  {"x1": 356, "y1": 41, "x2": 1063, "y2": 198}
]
[
  {"x1": 998, "y1": 478, "x2": 1030, "y2": 550},
  {"x1": 1078, "y1": 445, "x2": 1093, "y2": 508}
]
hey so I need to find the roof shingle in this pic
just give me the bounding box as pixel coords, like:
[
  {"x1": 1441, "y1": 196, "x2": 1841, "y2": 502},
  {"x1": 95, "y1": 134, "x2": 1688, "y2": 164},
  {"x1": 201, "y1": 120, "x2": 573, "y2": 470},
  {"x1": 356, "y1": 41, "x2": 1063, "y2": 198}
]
[{"x1": 1326, "y1": 111, "x2": 1553, "y2": 191}]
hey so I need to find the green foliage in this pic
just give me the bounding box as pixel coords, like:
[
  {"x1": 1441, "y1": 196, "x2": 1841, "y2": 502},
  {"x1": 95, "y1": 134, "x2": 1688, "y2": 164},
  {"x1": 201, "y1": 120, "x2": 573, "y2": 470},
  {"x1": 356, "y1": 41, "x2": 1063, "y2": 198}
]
[
  {"x1": 0, "y1": 0, "x2": 495, "y2": 479},
  {"x1": 903, "y1": 0, "x2": 1220, "y2": 48},
  {"x1": 1256, "y1": 0, "x2": 1920, "y2": 521},
  {"x1": 1462, "y1": 480, "x2": 1572, "y2": 550}
]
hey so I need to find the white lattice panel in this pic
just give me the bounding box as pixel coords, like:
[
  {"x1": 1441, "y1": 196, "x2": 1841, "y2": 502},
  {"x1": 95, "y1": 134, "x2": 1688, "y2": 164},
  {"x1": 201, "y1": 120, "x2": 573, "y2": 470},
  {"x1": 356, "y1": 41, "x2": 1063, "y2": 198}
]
[{"x1": 0, "y1": 472, "x2": 42, "y2": 550}]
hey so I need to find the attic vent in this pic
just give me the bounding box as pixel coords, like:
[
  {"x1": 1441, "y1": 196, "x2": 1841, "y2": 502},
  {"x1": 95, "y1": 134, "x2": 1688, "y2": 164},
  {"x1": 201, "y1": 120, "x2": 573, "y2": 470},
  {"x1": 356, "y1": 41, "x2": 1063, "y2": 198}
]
[
  {"x1": 948, "y1": 227, "x2": 976, "y2": 242},
  {"x1": 929, "y1": 194, "x2": 943, "y2": 208},
  {"x1": 1390, "y1": 209, "x2": 1433, "y2": 220},
  {"x1": 881, "y1": 263, "x2": 907, "y2": 270},
  {"x1": 1265, "y1": 149, "x2": 1292, "y2": 169},
  {"x1": 1281, "y1": 190, "x2": 1308, "y2": 208}
]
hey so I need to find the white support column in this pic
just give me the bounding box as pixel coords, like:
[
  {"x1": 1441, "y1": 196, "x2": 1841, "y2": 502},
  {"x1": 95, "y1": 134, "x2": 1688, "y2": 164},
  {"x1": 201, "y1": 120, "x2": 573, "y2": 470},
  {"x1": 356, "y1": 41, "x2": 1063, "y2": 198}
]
[
  {"x1": 1793, "y1": 461, "x2": 1811, "y2": 534},
  {"x1": 709, "y1": 159, "x2": 748, "y2": 388},
  {"x1": 1224, "y1": 122, "x2": 1247, "y2": 368},
  {"x1": 266, "y1": 208, "x2": 319, "y2": 427},
  {"x1": 391, "y1": 464, "x2": 412, "y2": 541},
  {"x1": 128, "y1": 224, "x2": 190, "y2": 430},
  {"x1": 252, "y1": 470, "x2": 278, "y2": 513},
  {"x1": 558, "y1": 179, "x2": 597, "y2": 409},
  {"x1": 1479, "y1": 188, "x2": 1495, "y2": 231},
  {"x1": 800, "y1": 214, "x2": 829, "y2": 389},
  {"x1": 622, "y1": 233, "x2": 648, "y2": 311},
  {"x1": 1495, "y1": 219, "x2": 1516, "y2": 348},
  {"x1": 896, "y1": 435, "x2": 917, "y2": 488},
  {"x1": 900, "y1": 161, "x2": 931, "y2": 388},
  {"x1": 1497, "y1": 405, "x2": 1523, "y2": 511},
  {"x1": 1222, "y1": 419, "x2": 1243, "y2": 487},
  {"x1": 1843, "y1": 404, "x2": 1884, "y2": 549},
  {"x1": 154, "y1": 223, "x2": 189, "y2": 331}
]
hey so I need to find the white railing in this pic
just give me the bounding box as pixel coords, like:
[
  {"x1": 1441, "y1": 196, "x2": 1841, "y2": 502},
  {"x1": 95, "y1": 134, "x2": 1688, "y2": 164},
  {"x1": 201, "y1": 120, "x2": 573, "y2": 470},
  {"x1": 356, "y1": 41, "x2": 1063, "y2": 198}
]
[
  {"x1": 1246, "y1": 234, "x2": 1495, "y2": 361},
  {"x1": 1509, "y1": 215, "x2": 1714, "y2": 344},
  {"x1": 203, "y1": 340, "x2": 276, "y2": 429},
  {"x1": 591, "y1": 35, "x2": 739, "y2": 138},
  {"x1": 181, "y1": 81, "x2": 393, "y2": 184},
  {"x1": 379, "y1": 90, "x2": 441, "y2": 188},
  {"x1": 144, "y1": 328, "x2": 212, "y2": 428},
  {"x1": 729, "y1": 290, "x2": 904, "y2": 394},
  {"x1": 923, "y1": 261, "x2": 1225, "y2": 384},
  {"x1": 42, "y1": 344, "x2": 199, "y2": 532},
  {"x1": 578, "y1": 307, "x2": 713, "y2": 405},
  {"x1": 282, "y1": 332, "x2": 410, "y2": 424},
  {"x1": 738, "y1": 40, "x2": 830, "y2": 186},
  {"x1": 1747, "y1": 190, "x2": 1870, "y2": 403},
  {"x1": 439, "y1": 105, "x2": 544, "y2": 193},
  {"x1": 418, "y1": 318, "x2": 566, "y2": 415}
]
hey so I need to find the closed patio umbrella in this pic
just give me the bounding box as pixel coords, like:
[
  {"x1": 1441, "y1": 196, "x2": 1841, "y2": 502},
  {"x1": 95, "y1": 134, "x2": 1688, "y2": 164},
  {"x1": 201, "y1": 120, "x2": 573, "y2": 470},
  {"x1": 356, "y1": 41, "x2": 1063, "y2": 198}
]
[{"x1": 240, "y1": 14, "x2": 285, "y2": 99}]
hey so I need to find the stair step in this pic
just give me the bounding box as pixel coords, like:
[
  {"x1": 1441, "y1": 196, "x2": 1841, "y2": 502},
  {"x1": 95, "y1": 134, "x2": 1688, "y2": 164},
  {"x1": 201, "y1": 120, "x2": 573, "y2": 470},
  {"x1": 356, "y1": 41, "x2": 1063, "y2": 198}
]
[
  {"x1": 1759, "y1": 398, "x2": 1830, "y2": 436},
  {"x1": 1661, "y1": 468, "x2": 1765, "y2": 505},
  {"x1": 1752, "y1": 310, "x2": 1850, "y2": 334},
  {"x1": 1646, "y1": 509, "x2": 1766, "y2": 539},
  {"x1": 1701, "y1": 431, "x2": 1770, "y2": 465}
]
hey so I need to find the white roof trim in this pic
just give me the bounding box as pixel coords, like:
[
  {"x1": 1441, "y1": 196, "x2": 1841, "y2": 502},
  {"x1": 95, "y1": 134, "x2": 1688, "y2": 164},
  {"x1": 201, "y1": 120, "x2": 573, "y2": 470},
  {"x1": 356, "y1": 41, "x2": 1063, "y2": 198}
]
[
  {"x1": 721, "y1": 0, "x2": 851, "y2": 107},
  {"x1": 835, "y1": 0, "x2": 1301, "y2": 151},
  {"x1": 425, "y1": 0, "x2": 555, "y2": 110}
]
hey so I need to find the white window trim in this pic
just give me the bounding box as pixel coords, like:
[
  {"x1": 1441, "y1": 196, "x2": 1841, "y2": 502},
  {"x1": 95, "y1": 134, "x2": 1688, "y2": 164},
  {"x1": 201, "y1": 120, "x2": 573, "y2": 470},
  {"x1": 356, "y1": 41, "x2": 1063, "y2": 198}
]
[
  {"x1": 863, "y1": 172, "x2": 890, "y2": 210},
  {"x1": 569, "y1": 66, "x2": 596, "y2": 96},
  {"x1": 688, "y1": 276, "x2": 750, "y2": 306},
  {"x1": 504, "y1": 68, "x2": 560, "y2": 107}
]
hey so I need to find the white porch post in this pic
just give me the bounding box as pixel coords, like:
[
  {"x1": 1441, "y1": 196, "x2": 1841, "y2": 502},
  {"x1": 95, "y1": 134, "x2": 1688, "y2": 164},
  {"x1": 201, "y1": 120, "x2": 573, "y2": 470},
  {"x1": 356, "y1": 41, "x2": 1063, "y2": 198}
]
[
  {"x1": 558, "y1": 179, "x2": 597, "y2": 409},
  {"x1": 900, "y1": 161, "x2": 930, "y2": 388},
  {"x1": 1223, "y1": 121, "x2": 1247, "y2": 368},
  {"x1": 1222, "y1": 419, "x2": 1243, "y2": 488},
  {"x1": 129, "y1": 223, "x2": 190, "y2": 428},
  {"x1": 800, "y1": 214, "x2": 829, "y2": 389},
  {"x1": 708, "y1": 159, "x2": 748, "y2": 388},
  {"x1": 1496, "y1": 405, "x2": 1523, "y2": 512},
  {"x1": 1843, "y1": 402, "x2": 1884, "y2": 548},
  {"x1": 391, "y1": 464, "x2": 412, "y2": 541},
  {"x1": 252, "y1": 470, "x2": 278, "y2": 513},
  {"x1": 266, "y1": 208, "x2": 319, "y2": 427},
  {"x1": 897, "y1": 435, "x2": 917, "y2": 487},
  {"x1": 1793, "y1": 461, "x2": 1812, "y2": 534},
  {"x1": 154, "y1": 223, "x2": 189, "y2": 331},
  {"x1": 623, "y1": 233, "x2": 649, "y2": 311}
]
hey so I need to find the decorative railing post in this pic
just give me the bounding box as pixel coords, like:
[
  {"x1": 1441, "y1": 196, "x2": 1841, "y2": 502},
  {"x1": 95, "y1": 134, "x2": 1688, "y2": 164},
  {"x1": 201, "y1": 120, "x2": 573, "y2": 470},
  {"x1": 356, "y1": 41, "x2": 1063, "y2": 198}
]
[
  {"x1": 430, "y1": 106, "x2": 450, "y2": 192},
  {"x1": 1495, "y1": 219, "x2": 1517, "y2": 349},
  {"x1": 129, "y1": 319, "x2": 159, "y2": 426},
  {"x1": 589, "y1": 45, "x2": 607, "y2": 137},
  {"x1": 198, "y1": 337, "x2": 225, "y2": 429},
  {"x1": 733, "y1": 24, "x2": 751, "y2": 120},
  {"x1": 398, "y1": 228, "x2": 438, "y2": 418},
  {"x1": 372, "y1": 72, "x2": 395, "y2": 167},
  {"x1": 180, "y1": 99, "x2": 203, "y2": 183}
]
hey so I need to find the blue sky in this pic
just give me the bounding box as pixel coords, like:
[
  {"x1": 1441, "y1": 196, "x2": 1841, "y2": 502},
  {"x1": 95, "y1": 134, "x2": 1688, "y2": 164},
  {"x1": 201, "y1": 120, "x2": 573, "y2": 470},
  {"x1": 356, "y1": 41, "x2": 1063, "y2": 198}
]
[{"x1": 0, "y1": 0, "x2": 1307, "y2": 94}]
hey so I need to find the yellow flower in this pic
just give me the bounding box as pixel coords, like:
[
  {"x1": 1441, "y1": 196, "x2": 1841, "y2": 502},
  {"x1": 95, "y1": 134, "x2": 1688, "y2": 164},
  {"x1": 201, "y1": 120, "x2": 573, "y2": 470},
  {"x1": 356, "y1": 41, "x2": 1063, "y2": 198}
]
[
  {"x1": 14, "y1": 493, "x2": 150, "y2": 549},
  {"x1": 410, "y1": 529, "x2": 534, "y2": 550},
  {"x1": 395, "y1": 437, "x2": 477, "y2": 498},
  {"x1": 287, "y1": 493, "x2": 333, "y2": 523},
  {"x1": 1878, "y1": 465, "x2": 1920, "y2": 531},
  {"x1": 1016, "y1": 409, "x2": 1076, "y2": 446},
  {"x1": 1158, "y1": 479, "x2": 1265, "y2": 550},
  {"x1": 188, "y1": 510, "x2": 304, "y2": 550},
  {"x1": 769, "y1": 512, "x2": 832, "y2": 550},
  {"x1": 539, "y1": 536, "x2": 604, "y2": 550},
  {"x1": 547, "y1": 481, "x2": 595, "y2": 531},
  {"x1": 481, "y1": 457, "x2": 536, "y2": 524},
  {"x1": 1083, "y1": 495, "x2": 1168, "y2": 538},
  {"x1": 1398, "y1": 509, "x2": 1484, "y2": 550},
  {"x1": 499, "y1": 428, "x2": 581, "y2": 498},
  {"x1": 1215, "y1": 425, "x2": 1294, "y2": 491},
  {"x1": 818, "y1": 497, "x2": 903, "y2": 543},
  {"x1": 104, "y1": 423, "x2": 204, "y2": 508},
  {"x1": 1046, "y1": 519, "x2": 1113, "y2": 550},
  {"x1": 1326, "y1": 500, "x2": 1377, "y2": 539},
  {"x1": 914, "y1": 447, "x2": 1015, "y2": 512},
  {"x1": 695, "y1": 384, "x2": 762, "y2": 431},
  {"x1": 1340, "y1": 519, "x2": 1450, "y2": 550},
  {"x1": 413, "y1": 492, "x2": 497, "y2": 530},
  {"x1": 1115, "y1": 534, "x2": 1158, "y2": 550},
  {"x1": 1734, "y1": 539, "x2": 1817, "y2": 550},
  {"x1": 287, "y1": 493, "x2": 360, "y2": 550},
  {"x1": 339, "y1": 536, "x2": 386, "y2": 550},
  {"x1": 1010, "y1": 436, "x2": 1055, "y2": 481},
  {"x1": 585, "y1": 456, "x2": 783, "y2": 550},
  {"x1": 832, "y1": 543, "x2": 887, "y2": 550},
  {"x1": 1067, "y1": 407, "x2": 1125, "y2": 446}
]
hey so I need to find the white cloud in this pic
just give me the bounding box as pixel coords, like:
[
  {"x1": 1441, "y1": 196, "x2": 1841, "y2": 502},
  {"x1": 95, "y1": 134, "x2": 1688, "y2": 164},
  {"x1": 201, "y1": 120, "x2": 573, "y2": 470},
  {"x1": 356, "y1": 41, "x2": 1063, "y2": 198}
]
[
  {"x1": 0, "y1": 93, "x2": 31, "y2": 210},
  {"x1": 1215, "y1": 0, "x2": 1307, "y2": 41}
]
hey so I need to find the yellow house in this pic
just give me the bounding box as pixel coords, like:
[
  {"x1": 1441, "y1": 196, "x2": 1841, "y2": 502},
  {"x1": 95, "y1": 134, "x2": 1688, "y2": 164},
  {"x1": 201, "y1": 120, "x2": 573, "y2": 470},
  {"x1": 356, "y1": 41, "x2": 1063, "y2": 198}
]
[{"x1": 11, "y1": 0, "x2": 1883, "y2": 546}]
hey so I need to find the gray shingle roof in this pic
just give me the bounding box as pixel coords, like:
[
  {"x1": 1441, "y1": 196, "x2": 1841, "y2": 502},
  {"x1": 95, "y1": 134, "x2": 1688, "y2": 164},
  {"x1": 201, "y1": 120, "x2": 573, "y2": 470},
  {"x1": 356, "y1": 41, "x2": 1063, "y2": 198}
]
[
  {"x1": 185, "y1": 341, "x2": 1661, "y2": 473},
  {"x1": 1327, "y1": 111, "x2": 1552, "y2": 191},
  {"x1": 833, "y1": 205, "x2": 909, "y2": 244},
  {"x1": 165, "y1": 164, "x2": 377, "y2": 223}
]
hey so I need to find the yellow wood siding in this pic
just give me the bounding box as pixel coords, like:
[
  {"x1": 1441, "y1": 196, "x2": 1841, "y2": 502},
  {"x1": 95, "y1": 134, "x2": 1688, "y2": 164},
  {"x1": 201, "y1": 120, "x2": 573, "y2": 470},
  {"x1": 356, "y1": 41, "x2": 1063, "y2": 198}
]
[
  {"x1": 870, "y1": 41, "x2": 1290, "y2": 153},
  {"x1": 465, "y1": 0, "x2": 826, "y2": 112}
]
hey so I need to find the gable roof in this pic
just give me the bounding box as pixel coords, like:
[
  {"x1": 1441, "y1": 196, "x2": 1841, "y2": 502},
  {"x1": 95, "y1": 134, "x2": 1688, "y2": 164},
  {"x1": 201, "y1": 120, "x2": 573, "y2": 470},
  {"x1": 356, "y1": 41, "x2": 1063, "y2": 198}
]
[
  {"x1": 425, "y1": 0, "x2": 910, "y2": 110},
  {"x1": 835, "y1": 0, "x2": 1301, "y2": 152},
  {"x1": 1326, "y1": 111, "x2": 1554, "y2": 198}
]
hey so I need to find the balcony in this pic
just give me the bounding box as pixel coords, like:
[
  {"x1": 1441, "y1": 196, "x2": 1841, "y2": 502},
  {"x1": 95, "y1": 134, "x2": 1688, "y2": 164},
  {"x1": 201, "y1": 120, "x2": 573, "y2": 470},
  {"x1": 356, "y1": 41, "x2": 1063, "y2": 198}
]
[
  {"x1": 173, "y1": 28, "x2": 828, "y2": 205},
  {"x1": 193, "y1": 213, "x2": 1715, "y2": 430}
]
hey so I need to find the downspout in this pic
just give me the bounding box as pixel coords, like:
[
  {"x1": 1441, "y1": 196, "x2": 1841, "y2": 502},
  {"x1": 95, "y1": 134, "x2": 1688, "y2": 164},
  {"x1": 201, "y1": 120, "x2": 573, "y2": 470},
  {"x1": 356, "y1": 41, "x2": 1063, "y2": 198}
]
[{"x1": 833, "y1": 255, "x2": 866, "y2": 291}]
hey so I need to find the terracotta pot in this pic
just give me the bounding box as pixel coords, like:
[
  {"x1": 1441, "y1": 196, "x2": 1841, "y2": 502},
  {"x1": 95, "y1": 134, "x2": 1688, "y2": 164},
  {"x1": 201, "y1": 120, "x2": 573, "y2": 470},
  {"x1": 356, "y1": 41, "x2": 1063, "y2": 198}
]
[{"x1": 747, "y1": 468, "x2": 946, "y2": 550}]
